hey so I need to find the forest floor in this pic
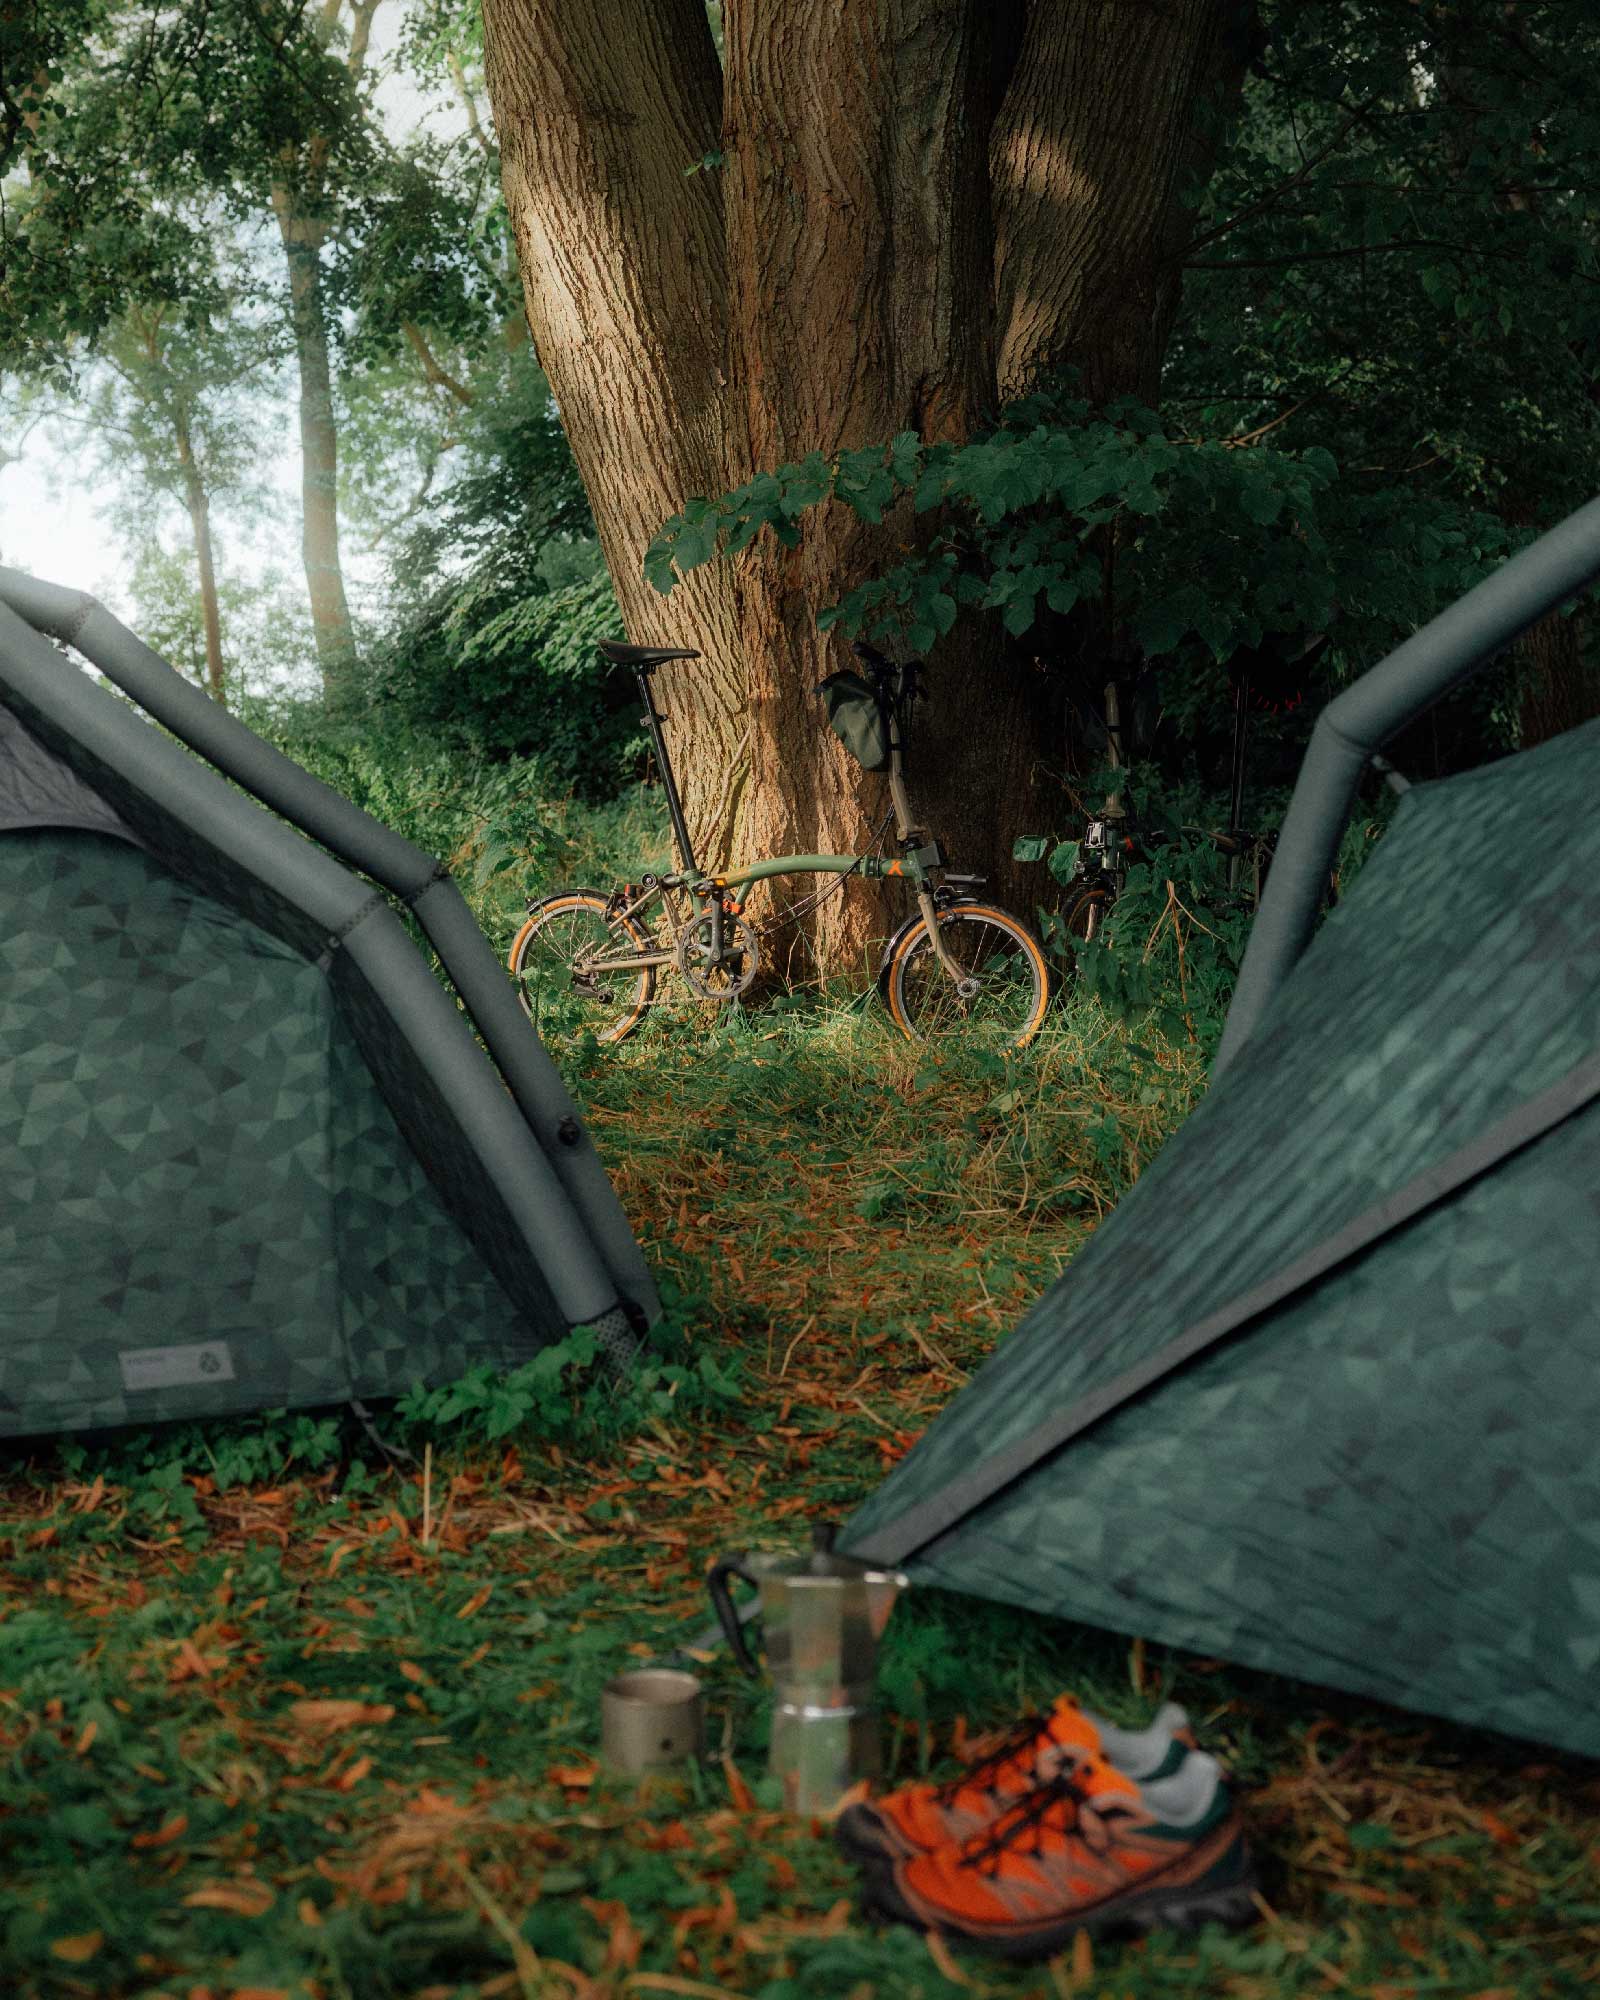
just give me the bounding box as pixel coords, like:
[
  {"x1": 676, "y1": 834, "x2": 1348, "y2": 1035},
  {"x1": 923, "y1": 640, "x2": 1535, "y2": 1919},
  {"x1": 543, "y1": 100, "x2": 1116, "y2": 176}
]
[{"x1": 1, "y1": 1003, "x2": 1596, "y2": 2000}]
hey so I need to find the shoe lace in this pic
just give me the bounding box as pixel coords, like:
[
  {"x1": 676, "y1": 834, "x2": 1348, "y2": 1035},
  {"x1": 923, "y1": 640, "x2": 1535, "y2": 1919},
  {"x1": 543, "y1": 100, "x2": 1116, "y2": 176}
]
[
  {"x1": 957, "y1": 1770, "x2": 1094, "y2": 1875},
  {"x1": 933, "y1": 1713, "x2": 1051, "y2": 1803}
]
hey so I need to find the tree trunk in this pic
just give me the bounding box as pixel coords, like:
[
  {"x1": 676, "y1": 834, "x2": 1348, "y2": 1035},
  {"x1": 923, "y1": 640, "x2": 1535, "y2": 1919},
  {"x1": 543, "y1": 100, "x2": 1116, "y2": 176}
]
[
  {"x1": 1518, "y1": 605, "x2": 1599, "y2": 747},
  {"x1": 274, "y1": 210, "x2": 359, "y2": 697},
  {"x1": 721, "y1": 0, "x2": 1051, "y2": 963},
  {"x1": 174, "y1": 406, "x2": 228, "y2": 707},
  {"x1": 992, "y1": 0, "x2": 1249, "y2": 403},
  {"x1": 264, "y1": 0, "x2": 380, "y2": 703},
  {"x1": 482, "y1": 0, "x2": 1245, "y2": 971},
  {"x1": 483, "y1": 0, "x2": 749, "y2": 871}
]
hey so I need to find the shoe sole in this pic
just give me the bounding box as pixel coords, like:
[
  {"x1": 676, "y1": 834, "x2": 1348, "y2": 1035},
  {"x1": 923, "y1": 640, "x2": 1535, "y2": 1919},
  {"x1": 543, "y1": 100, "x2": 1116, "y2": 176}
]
[
  {"x1": 859, "y1": 1854, "x2": 1260, "y2": 1964},
  {"x1": 833, "y1": 1807, "x2": 901, "y2": 1868}
]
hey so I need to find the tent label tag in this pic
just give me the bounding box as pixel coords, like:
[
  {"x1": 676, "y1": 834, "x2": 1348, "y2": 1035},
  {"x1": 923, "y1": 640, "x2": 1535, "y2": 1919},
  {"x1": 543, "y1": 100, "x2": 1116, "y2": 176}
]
[{"x1": 119, "y1": 1342, "x2": 237, "y2": 1392}]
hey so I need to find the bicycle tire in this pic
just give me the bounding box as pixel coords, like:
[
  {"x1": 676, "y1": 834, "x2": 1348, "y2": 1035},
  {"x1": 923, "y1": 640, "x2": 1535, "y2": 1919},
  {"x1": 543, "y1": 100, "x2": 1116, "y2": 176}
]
[
  {"x1": 507, "y1": 891, "x2": 655, "y2": 1047},
  {"x1": 1062, "y1": 883, "x2": 1113, "y2": 953},
  {"x1": 883, "y1": 902, "x2": 1051, "y2": 1050}
]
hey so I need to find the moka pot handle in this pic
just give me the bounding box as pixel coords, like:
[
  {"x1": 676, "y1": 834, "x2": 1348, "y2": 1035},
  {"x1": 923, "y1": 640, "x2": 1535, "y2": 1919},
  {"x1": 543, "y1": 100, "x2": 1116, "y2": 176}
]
[{"x1": 707, "y1": 1555, "x2": 762, "y2": 1676}]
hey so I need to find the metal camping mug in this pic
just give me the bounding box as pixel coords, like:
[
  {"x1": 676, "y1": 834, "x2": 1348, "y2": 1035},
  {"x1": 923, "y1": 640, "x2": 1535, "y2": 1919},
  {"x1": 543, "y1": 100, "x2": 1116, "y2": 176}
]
[
  {"x1": 601, "y1": 1668, "x2": 705, "y2": 1775},
  {"x1": 708, "y1": 1531, "x2": 908, "y2": 1815}
]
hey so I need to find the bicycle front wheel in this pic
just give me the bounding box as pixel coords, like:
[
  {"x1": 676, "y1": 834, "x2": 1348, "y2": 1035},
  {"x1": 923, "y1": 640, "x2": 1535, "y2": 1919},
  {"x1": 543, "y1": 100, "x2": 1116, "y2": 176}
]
[
  {"x1": 883, "y1": 902, "x2": 1050, "y2": 1050},
  {"x1": 1064, "y1": 882, "x2": 1113, "y2": 946},
  {"x1": 507, "y1": 891, "x2": 655, "y2": 1047}
]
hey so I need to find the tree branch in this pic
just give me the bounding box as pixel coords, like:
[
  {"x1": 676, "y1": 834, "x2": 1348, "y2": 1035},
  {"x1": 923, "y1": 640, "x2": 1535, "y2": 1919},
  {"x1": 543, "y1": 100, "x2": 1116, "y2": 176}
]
[
  {"x1": 1180, "y1": 103, "x2": 1372, "y2": 257},
  {"x1": 402, "y1": 321, "x2": 476, "y2": 406},
  {"x1": 446, "y1": 50, "x2": 495, "y2": 157}
]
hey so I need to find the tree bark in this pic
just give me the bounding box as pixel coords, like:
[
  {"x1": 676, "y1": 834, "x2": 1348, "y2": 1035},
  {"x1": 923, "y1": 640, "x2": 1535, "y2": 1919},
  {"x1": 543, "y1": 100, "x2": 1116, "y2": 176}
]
[
  {"x1": 1517, "y1": 606, "x2": 1599, "y2": 747},
  {"x1": 722, "y1": 0, "x2": 1053, "y2": 962},
  {"x1": 993, "y1": 0, "x2": 1249, "y2": 403},
  {"x1": 173, "y1": 404, "x2": 228, "y2": 707},
  {"x1": 484, "y1": 0, "x2": 749, "y2": 871}
]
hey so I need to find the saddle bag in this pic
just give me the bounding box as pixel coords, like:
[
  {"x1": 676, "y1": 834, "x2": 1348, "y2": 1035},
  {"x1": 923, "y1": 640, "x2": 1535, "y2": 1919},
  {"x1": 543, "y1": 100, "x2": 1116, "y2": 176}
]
[{"x1": 817, "y1": 670, "x2": 892, "y2": 772}]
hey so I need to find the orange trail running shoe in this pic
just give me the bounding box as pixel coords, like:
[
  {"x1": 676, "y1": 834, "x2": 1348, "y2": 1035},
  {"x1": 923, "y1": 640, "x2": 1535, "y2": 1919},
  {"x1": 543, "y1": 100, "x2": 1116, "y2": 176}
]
[
  {"x1": 834, "y1": 1695, "x2": 1193, "y2": 1866},
  {"x1": 859, "y1": 1749, "x2": 1257, "y2": 1962}
]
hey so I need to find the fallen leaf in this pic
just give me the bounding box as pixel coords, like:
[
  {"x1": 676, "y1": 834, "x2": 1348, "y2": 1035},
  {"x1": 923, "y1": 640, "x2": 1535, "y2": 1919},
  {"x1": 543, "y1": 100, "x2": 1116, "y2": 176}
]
[
  {"x1": 456, "y1": 1585, "x2": 492, "y2": 1619},
  {"x1": 171, "y1": 1637, "x2": 215, "y2": 1682},
  {"x1": 336, "y1": 1755, "x2": 374, "y2": 1791},
  {"x1": 184, "y1": 1878, "x2": 277, "y2": 1917},
  {"x1": 722, "y1": 1757, "x2": 756, "y2": 1812},
  {"x1": 289, "y1": 1700, "x2": 394, "y2": 1733},
  {"x1": 584, "y1": 1896, "x2": 642, "y2": 1971},
  {"x1": 1479, "y1": 1810, "x2": 1520, "y2": 1848},
  {"x1": 75, "y1": 1719, "x2": 98, "y2": 1756},
  {"x1": 131, "y1": 1812, "x2": 188, "y2": 1850},
  {"x1": 925, "y1": 1930, "x2": 971, "y2": 1986},
  {"x1": 50, "y1": 1931, "x2": 103, "y2": 1963},
  {"x1": 399, "y1": 1661, "x2": 428, "y2": 1684},
  {"x1": 547, "y1": 1763, "x2": 597, "y2": 1790}
]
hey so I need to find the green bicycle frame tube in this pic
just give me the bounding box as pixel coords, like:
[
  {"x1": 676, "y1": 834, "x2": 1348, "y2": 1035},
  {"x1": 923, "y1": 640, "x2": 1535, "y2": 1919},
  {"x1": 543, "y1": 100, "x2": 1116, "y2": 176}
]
[{"x1": 723, "y1": 850, "x2": 933, "y2": 903}]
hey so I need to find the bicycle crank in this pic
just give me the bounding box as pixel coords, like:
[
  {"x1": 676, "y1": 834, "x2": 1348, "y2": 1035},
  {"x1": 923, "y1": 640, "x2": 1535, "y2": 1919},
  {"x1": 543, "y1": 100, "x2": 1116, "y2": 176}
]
[{"x1": 677, "y1": 913, "x2": 761, "y2": 1001}]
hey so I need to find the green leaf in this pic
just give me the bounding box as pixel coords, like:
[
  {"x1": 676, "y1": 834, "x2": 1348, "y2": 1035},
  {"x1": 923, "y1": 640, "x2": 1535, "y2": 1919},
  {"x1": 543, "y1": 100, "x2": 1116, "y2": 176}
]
[{"x1": 1012, "y1": 836, "x2": 1049, "y2": 862}]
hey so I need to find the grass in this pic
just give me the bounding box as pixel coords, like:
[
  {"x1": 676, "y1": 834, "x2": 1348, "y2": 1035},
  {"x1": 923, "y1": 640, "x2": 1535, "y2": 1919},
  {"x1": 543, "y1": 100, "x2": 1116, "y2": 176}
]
[{"x1": 1, "y1": 992, "x2": 1596, "y2": 2000}]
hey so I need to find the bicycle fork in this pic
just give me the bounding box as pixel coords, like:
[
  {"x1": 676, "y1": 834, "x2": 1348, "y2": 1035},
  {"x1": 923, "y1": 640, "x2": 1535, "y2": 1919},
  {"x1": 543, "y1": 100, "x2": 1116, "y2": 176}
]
[{"x1": 888, "y1": 747, "x2": 974, "y2": 995}]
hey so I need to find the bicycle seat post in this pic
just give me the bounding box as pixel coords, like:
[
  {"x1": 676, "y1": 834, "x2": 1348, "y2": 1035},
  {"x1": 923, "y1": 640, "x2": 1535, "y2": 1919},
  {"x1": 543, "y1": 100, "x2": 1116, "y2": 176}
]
[{"x1": 634, "y1": 664, "x2": 701, "y2": 879}]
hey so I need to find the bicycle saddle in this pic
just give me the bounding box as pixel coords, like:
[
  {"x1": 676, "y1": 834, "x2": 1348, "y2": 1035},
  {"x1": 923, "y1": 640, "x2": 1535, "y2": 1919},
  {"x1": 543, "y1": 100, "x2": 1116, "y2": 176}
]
[{"x1": 597, "y1": 640, "x2": 701, "y2": 669}]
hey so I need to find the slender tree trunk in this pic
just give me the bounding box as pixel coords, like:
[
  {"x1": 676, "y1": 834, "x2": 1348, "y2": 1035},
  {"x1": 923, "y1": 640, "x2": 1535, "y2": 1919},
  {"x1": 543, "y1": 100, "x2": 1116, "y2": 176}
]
[
  {"x1": 174, "y1": 408, "x2": 227, "y2": 706},
  {"x1": 274, "y1": 208, "x2": 358, "y2": 696},
  {"x1": 264, "y1": 0, "x2": 380, "y2": 702},
  {"x1": 1518, "y1": 606, "x2": 1598, "y2": 746}
]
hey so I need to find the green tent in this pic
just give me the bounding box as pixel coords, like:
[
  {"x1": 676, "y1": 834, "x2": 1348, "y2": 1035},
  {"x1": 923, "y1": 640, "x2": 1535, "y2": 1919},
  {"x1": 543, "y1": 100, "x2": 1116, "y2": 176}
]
[
  {"x1": 845, "y1": 501, "x2": 1600, "y2": 1759},
  {"x1": 0, "y1": 568, "x2": 656, "y2": 1438}
]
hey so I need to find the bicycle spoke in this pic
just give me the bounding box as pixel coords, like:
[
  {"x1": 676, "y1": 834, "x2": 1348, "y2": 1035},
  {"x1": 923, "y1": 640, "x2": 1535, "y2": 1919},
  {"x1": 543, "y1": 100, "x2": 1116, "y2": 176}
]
[{"x1": 890, "y1": 907, "x2": 1047, "y2": 1049}]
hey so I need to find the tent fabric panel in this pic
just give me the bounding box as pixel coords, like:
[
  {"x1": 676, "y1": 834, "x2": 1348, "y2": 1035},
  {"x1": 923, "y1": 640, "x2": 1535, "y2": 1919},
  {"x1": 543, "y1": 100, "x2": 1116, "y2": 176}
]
[
  {"x1": 324, "y1": 949, "x2": 565, "y2": 1372},
  {"x1": 854, "y1": 1043, "x2": 1600, "y2": 1565},
  {"x1": 900, "y1": 1106, "x2": 1600, "y2": 1760},
  {"x1": 8, "y1": 677, "x2": 573, "y2": 1333},
  {"x1": 0, "y1": 700, "x2": 145, "y2": 848},
  {"x1": 0, "y1": 831, "x2": 351, "y2": 1432},
  {"x1": 0, "y1": 832, "x2": 555, "y2": 1435},
  {"x1": 846, "y1": 718, "x2": 1600, "y2": 1557}
]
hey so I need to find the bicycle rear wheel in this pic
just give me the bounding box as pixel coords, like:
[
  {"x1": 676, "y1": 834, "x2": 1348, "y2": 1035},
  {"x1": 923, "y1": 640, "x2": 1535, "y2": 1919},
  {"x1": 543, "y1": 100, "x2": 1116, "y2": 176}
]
[
  {"x1": 507, "y1": 891, "x2": 655, "y2": 1047},
  {"x1": 883, "y1": 903, "x2": 1050, "y2": 1050}
]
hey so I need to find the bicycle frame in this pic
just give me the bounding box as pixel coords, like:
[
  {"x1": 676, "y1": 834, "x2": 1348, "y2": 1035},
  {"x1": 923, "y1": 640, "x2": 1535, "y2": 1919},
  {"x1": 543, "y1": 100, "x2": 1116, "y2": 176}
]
[{"x1": 618, "y1": 657, "x2": 968, "y2": 985}]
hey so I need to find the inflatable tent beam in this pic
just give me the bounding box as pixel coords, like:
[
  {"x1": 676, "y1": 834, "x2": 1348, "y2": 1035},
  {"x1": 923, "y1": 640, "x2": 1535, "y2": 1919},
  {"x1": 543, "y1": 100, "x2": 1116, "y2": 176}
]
[
  {"x1": 1215, "y1": 496, "x2": 1600, "y2": 1078},
  {"x1": 0, "y1": 566, "x2": 658, "y2": 1327}
]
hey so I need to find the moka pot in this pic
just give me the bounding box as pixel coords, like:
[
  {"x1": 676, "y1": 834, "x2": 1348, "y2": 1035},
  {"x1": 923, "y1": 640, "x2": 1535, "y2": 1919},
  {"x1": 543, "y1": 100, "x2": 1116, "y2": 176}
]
[{"x1": 708, "y1": 1528, "x2": 908, "y2": 1815}]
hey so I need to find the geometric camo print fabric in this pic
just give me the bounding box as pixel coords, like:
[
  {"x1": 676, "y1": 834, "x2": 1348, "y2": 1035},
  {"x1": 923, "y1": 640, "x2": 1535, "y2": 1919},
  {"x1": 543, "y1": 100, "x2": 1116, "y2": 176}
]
[
  {"x1": 846, "y1": 716, "x2": 1600, "y2": 1757},
  {"x1": 0, "y1": 830, "x2": 542, "y2": 1436}
]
